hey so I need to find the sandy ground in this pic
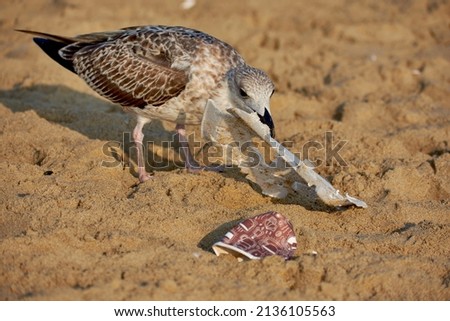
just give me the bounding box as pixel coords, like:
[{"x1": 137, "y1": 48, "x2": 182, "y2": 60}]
[{"x1": 1, "y1": 0, "x2": 449, "y2": 300}]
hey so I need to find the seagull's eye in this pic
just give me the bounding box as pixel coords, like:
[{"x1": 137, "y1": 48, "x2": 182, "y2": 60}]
[{"x1": 239, "y1": 88, "x2": 249, "y2": 98}]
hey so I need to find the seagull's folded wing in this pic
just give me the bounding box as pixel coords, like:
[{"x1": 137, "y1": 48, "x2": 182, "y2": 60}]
[{"x1": 64, "y1": 31, "x2": 189, "y2": 108}]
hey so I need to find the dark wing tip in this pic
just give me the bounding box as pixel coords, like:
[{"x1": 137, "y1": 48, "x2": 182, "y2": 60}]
[
  {"x1": 32, "y1": 37, "x2": 76, "y2": 73},
  {"x1": 32, "y1": 37, "x2": 47, "y2": 47}
]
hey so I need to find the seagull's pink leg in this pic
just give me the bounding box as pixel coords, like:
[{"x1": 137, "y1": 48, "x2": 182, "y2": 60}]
[
  {"x1": 175, "y1": 123, "x2": 201, "y2": 171},
  {"x1": 132, "y1": 116, "x2": 153, "y2": 182},
  {"x1": 175, "y1": 123, "x2": 224, "y2": 173}
]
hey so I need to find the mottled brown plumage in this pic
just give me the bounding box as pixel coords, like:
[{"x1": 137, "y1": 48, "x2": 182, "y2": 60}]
[{"x1": 19, "y1": 25, "x2": 275, "y2": 182}]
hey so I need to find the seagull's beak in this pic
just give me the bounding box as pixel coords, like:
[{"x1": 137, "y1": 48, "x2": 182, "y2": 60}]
[{"x1": 258, "y1": 108, "x2": 275, "y2": 138}]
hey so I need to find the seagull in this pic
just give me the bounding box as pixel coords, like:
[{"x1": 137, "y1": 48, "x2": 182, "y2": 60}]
[{"x1": 18, "y1": 26, "x2": 276, "y2": 182}]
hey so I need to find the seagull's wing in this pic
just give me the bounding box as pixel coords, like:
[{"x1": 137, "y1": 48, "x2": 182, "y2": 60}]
[{"x1": 61, "y1": 29, "x2": 191, "y2": 108}]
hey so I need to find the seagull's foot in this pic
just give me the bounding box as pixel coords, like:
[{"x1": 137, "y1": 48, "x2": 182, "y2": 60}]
[
  {"x1": 139, "y1": 173, "x2": 153, "y2": 183},
  {"x1": 138, "y1": 170, "x2": 153, "y2": 183},
  {"x1": 185, "y1": 162, "x2": 225, "y2": 174}
]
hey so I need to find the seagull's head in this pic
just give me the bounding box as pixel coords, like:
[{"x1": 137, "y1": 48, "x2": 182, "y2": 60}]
[{"x1": 227, "y1": 66, "x2": 276, "y2": 137}]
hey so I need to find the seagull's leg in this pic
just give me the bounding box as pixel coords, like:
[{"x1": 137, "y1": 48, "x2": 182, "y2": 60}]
[
  {"x1": 175, "y1": 123, "x2": 224, "y2": 173},
  {"x1": 175, "y1": 123, "x2": 201, "y2": 171},
  {"x1": 132, "y1": 116, "x2": 152, "y2": 182}
]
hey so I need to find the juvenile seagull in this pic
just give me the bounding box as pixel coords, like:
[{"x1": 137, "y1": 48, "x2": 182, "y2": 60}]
[{"x1": 19, "y1": 26, "x2": 276, "y2": 182}]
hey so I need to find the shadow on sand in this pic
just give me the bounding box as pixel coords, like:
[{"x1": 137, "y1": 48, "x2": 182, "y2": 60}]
[{"x1": 0, "y1": 84, "x2": 186, "y2": 171}]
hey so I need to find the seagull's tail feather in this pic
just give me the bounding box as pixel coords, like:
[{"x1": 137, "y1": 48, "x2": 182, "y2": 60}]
[{"x1": 16, "y1": 29, "x2": 76, "y2": 73}]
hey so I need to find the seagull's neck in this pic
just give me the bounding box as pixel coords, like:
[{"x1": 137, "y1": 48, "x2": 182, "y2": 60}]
[{"x1": 208, "y1": 79, "x2": 232, "y2": 110}]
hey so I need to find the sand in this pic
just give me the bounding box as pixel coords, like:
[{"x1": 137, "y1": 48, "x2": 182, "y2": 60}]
[{"x1": 1, "y1": 0, "x2": 449, "y2": 300}]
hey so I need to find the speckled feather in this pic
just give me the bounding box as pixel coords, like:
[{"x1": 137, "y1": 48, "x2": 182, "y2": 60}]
[
  {"x1": 19, "y1": 25, "x2": 275, "y2": 129},
  {"x1": 57, "y1": 26, "x2": 245, "y2": 122}
]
